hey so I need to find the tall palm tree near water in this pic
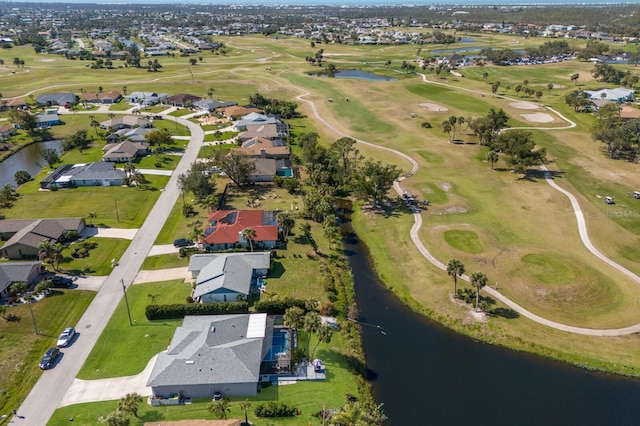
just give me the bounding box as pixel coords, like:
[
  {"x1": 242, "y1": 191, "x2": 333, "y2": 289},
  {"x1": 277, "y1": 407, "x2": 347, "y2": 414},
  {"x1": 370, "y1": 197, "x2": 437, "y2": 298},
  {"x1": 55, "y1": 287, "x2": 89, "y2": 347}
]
[
  {"x1": 470, "y1": 272, "x2": 488, "y2": 311},
  {"x1": 303, "y1": 311, "x2": 321, "y2": 357},
  {"x1": 447, "y1": 259, "x2": 465, "y2": 299},
  {"x1": 311, "y1": 323, "x2": 333, "y2": 359}
]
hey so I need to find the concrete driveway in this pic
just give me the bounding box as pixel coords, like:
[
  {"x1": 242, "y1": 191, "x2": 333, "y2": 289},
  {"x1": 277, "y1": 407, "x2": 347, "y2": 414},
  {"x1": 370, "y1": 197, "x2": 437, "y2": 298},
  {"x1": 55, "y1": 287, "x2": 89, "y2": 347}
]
[
  {"x1": 148, "y1": 244, "x2": 180, "y2": 256},
  {"x1": 134, "y1": 267, "x2": 191, "y2": 285},
  {"x1": 59, "y1": 354, "x2": 158, "y2": 407},
  {"x1": 80, "y1": 227, "x2": 139, "y2": 240}
]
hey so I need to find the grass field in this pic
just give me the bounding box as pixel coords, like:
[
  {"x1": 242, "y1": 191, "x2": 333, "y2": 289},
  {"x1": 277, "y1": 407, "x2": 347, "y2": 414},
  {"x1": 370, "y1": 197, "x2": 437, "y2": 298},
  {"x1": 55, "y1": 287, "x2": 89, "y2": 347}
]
[{"x1": 0, "y1": 290, "x2": 96, "y2": 416}]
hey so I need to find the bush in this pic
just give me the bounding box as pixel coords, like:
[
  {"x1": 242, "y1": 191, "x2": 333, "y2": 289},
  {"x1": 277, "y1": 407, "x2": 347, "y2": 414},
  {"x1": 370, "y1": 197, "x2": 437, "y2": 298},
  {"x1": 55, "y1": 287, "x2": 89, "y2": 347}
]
[
  {"x1": 145, "y1": 301, "x2": 249, "y2": 320},
  {"x1": 421, "y1": 121, "x2": 432, "y2": 128},
  {"x1": 254, "y1": 401, "x2": 298, "y2": 418},
  {"x1": 179, "y1": 247, "x2": 199, "y2": 258},
  {"x1": 253, "y1": 298, "x2": 307, "y2": 315}
]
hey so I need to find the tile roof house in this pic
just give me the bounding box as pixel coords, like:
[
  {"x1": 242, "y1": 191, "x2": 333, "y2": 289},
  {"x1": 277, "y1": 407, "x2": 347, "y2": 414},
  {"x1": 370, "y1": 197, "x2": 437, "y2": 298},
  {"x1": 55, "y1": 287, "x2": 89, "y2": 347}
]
[
  {"x1": 40, "y1": 162, "x2": 126, "y2": 189},
  {"x1": 100, "y1": 116, "x2": 152, "y2": 130},
  {"x1": 146, "y1": 313, "x2": 273, "y2": 399},
  {"x1": 188, "y1": 252, "x2": 270, "y2": 303},
  {"x1": 0, "y1": 261, "x2": 43, "y2": 298},
  {"x1": 166, "y1": 94, "x2": 202, "y2": 107},
  {"x1": 620, "y1": 105, "x2": 640, "y2": 119},
  {"x1": 0, "y1": 98, "x2": 26, "y2": 110},
  {"x1": 238, "y1": 122, "x2": 290, "y2": 142},
  {"x1": 0, "y1": 124, "x2": 17, "y2": 140},
  {"x1": 0, "y1": 218, "x2": 85, "y2": 260},
  {"x1": 232, "y1": 137, "x2": 290, "y2": 159},
  {"x1": 36, "y1": 92, "x2": 77, "y2": 106},
  {"x1": 102, "y1": 141, "x2": 150, "y2": 162},
  {"x1": 81, "y1": 90, "x2": 123, "y2": 105},
  {"x1": 203, "y1": 210, "x2": 279, "y2": 251},
  {"x1": 220, "y1": 106, "x2": 262, "y2": 121},
  {"x1": 125, "y1": 91, "x2": 168, "y2": 106},
  {"x1": 193, "y1": 100, "x2": 237, "y2": 113},
  {"x1": 585, "y1": 88, "x2": 635, "y2": 102},
  {"x1": 234, "y1": 113, "x2": 282, "y2": 131},
  {"x1": 106, "y1": 127, "x2": 154, "y2": 144}
]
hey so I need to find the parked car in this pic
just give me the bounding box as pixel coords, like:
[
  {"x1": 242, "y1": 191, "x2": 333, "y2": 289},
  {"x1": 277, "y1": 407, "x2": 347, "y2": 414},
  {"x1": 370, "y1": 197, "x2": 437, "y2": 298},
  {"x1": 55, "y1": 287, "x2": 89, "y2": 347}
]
[
  {"x1": 39, "y1": 347, "x2": 60, "y2": 370},
  {"x1": 56, "y1": 327, "x2": 76, "y2": 347},
  {"x1": 173, "y1": 238, "x2": 193, "y2": 248},
  {"x1": 49, "y1": 275, "x2": 73, "y2": 288}
]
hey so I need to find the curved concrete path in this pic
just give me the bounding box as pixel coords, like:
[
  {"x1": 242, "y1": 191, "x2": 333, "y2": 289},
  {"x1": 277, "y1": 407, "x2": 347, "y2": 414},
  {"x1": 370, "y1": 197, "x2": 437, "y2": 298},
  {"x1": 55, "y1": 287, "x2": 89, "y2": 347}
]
[{"x1": 298, "y1": 74, "x2": 640, "y2": 336}]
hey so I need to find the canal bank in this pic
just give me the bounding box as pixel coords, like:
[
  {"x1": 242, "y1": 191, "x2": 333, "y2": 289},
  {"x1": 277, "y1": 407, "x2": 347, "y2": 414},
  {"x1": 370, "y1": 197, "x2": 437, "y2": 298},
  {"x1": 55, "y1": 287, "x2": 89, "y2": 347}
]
[
  {"x1": 0, "y1": 140, "x2": 62, "y2": 187},
  {"x1": 344, "y1": 231, "x2": 640, "y2": 425}
]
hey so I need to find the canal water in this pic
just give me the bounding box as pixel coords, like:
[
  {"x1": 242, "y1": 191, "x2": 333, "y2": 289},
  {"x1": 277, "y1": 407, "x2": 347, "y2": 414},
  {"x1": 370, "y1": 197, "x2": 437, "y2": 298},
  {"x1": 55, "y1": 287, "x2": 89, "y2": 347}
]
[
  {"x1": 345, "y1": 232, "x2": 640, "y2": 425},
  {"x1": 0, "y1": 140, "x2": 62, "y2": 187}
]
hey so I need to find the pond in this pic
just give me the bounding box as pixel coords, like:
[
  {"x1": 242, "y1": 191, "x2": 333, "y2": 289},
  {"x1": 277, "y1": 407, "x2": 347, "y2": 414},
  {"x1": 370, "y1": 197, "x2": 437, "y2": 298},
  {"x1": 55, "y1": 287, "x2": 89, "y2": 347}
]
[
  {"x1": 309, "y1": 70, "x2": 397, "y2": 81},
  {"x1": 0, "y1": 140, "x2": 62, "y2": 187},
  {"x1": 344, "y1": 232, "x2": 640, "y2": 425},
  {"x1": 430, "y1": 46, "x2": 485, "y2": 55}
]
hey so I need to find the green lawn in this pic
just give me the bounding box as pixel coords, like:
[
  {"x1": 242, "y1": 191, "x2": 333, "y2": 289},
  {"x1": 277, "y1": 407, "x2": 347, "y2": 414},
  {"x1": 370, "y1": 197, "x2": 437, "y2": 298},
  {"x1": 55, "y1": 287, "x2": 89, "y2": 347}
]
[
  {"x1": 0, "y1": 290, "x2": 96, "y2": 416},
  {"x1": 6, "y1": 179, "x2": 167, "y2": 228},
  {"x1": 78, "y1": 280, "x2": 192, "y2": 380},
  {"x1": 141, "y1": 254, "x2": 190, "y2": 270},
  {"x1": 51, "y1": 332, "x2": 357, "y2": 426},
  {"x1": 60, "y1": 238, "x2": 131, "y2": 276}
]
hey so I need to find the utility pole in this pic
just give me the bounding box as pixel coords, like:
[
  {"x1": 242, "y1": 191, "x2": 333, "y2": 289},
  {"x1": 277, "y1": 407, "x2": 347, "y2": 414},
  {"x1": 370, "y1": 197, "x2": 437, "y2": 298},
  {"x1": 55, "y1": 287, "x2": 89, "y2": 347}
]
[
  {"x1": 121, "y1": 279, "x2": 132, "y2": 326},
  {"x1": 27, "y1": 296, "x2": 38, "y2": 335}
]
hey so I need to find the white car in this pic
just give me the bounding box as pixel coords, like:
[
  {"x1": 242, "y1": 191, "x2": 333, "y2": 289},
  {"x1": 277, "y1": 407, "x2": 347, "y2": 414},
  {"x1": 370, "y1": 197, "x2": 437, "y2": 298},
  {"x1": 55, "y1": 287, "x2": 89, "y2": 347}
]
[{"x1": 56, "y1": 327, "x2": 76, "y2": 347}]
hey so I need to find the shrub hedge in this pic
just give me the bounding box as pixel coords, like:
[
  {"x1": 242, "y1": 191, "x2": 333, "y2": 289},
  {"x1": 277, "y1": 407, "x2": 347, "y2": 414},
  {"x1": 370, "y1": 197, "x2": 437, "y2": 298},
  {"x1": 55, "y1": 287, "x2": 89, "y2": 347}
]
[
  {"x1": 254, "y1": 401, "x2": 298, "y2": 418},
  {"x1": 145, "y1": 301, "x2": 249, "y2": 320},
  {"x1": 253, "y1": 298, "x2": 307, "y2": 315}
]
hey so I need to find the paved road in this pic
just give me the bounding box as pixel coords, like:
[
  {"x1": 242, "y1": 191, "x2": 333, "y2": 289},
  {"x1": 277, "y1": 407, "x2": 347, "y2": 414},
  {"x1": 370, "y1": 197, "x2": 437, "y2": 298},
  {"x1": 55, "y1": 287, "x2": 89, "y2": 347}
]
[
  {"x1": 15, "y1": 114, "x2": 204, "y2": 425},
  {"x1": 298, "y1": 75, "x2": 640, "y2": 336}
]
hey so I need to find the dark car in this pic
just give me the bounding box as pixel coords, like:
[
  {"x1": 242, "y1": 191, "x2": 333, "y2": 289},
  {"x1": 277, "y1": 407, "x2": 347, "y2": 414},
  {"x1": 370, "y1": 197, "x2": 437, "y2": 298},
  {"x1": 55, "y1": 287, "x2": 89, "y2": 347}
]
[
  {"x1": 49, "y1": 275, "x2": 73, "y2": 288},
  {"x1": 173, "y1": 238, "x2": 193, "y2": 248},
  {"x1": 39, "y1": 347, "x2": 60, "y2": 370}
]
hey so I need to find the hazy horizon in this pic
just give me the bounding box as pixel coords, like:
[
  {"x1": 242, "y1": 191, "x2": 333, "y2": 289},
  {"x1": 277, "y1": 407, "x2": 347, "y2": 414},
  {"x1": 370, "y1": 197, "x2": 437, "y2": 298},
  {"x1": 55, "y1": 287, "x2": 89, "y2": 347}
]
[{"x1": 3, "y1": 0, "x2": 640, "y2": 5}]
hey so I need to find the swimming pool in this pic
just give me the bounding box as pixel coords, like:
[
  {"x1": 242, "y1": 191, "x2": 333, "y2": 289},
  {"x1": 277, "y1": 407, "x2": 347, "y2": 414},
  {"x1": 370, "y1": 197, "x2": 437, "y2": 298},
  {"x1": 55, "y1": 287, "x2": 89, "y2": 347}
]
[{"x1": 263, "y1": 329, "x2": 289, "y2": 361}]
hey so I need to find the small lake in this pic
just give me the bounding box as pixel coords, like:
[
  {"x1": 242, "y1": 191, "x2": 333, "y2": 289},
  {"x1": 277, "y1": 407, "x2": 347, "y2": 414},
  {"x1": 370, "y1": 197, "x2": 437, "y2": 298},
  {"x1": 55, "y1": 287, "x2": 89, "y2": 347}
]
[
  {"x1": 309, "y1": 70, "x2": 397, "y2": 81},
  {"x1": 0, "y1": 140, "x2": 62, "y2": 187},
  {"x1": 345, "y1": 232, "x2": 640, "y2": 425},
  {"x1": 430, "y1": 46, "x2": 484, "y2": 55}
]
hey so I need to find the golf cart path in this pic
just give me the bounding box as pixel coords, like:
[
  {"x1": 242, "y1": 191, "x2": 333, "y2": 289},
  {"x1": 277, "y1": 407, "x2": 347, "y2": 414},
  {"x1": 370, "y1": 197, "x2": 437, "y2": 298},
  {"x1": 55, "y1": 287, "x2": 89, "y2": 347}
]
[{"x1": 297, "y1": 76, "x2": 640, "y2": 336}]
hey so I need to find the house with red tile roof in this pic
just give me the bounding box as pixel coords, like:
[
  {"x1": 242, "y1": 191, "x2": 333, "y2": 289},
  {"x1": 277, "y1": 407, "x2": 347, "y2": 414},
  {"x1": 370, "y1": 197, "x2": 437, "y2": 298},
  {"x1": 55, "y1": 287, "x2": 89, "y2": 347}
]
[{"x1": 203, "y1": 210, "x2": 279, "y2": 251}]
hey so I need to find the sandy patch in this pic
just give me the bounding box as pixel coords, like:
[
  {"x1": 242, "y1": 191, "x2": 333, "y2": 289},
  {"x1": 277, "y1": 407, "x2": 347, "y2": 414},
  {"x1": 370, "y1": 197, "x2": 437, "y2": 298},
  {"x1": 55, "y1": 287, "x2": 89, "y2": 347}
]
[
  {"x1": 510, "y1": 101, "x2": 540, "y2": 110},
  {"x1": 520, "y1": 113, "x2": 554, "y2": 123},
  {"x1": 419, "y1": 102, "x2": 448, "y2": 112},
  {"x1": 37, "y1": 58, "x2": 56, "y2": 62}
]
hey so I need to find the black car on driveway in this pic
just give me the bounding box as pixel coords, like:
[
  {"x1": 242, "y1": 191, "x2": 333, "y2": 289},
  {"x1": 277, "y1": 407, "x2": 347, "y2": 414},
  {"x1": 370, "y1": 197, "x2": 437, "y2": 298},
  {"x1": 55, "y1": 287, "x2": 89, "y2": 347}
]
[
  {"x1": 39, "y1": 347, "x2": 60, "y2": 370},
  {"x1": 173, "y1": 238, "x2": 193, "y2": 248}
]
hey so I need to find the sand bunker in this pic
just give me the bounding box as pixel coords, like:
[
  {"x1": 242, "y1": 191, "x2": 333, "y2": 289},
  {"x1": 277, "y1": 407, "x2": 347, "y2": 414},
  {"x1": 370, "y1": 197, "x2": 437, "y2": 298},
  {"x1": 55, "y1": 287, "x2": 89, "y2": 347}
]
[
  {"x1": 38, "y1": 58, "x2": 56, "y2": 62},
  {"x1": 510, "y1": 101, "x2": 540, "y2": 110},
  {"x1": 419, "y1": 102, "x2": 448, "y2": 112},
  {"x1": 520, "y1": 113, "x2": 554, "y2": 123}
]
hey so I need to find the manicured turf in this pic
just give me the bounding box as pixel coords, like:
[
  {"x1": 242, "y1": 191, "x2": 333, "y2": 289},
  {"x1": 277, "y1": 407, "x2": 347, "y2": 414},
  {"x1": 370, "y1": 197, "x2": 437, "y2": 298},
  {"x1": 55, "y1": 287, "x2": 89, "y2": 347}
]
[
  {"x1": 443, "y1": 230, "x2": 484, "y2": 254},
  {"x1": 77, "y1": 280, "x2": 192, "y2": 379},
  {"x1": 0, "y1": 290, "x2": 96, "y2": 417}
]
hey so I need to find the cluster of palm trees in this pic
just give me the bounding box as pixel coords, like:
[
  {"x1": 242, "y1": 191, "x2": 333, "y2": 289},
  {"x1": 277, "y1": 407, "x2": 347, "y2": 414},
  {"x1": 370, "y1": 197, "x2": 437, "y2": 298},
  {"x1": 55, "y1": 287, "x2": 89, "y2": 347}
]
[
  {"x1": 447, "y1": 259, "x2": 488, "y2": 312},
  {"x1": 207, "y1": 397, "x2": 253, "y2": 423},
  {"x1": 38, "y1": 239, "x2": 66, "y2": 271},
  {"x1": 283, "y1": 302, "x2": 334, "y2": 360}
]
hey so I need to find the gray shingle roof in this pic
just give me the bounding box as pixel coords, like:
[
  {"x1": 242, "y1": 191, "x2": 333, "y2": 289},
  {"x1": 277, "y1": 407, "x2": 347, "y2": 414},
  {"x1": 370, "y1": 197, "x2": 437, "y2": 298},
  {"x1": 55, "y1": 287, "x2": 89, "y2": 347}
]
[
  {"x1": 189, "y1": 253, "x2": 270, "y2": 298},
  {"x1": 0, "y1": 261, "x2": 41, "y2": 294},
  {"x1": 146, "y1": 314, "x2": 268, "y2": 388}
]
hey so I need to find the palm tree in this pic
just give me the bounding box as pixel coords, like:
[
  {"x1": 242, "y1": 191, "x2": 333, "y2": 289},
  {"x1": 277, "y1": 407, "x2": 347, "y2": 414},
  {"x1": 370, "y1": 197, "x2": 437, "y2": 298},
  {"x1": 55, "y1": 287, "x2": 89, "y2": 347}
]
[
  {"x1": 310, "y1": 323, "x2": 333, "y2": 359},
  {"x1": 571, "y1": 73, "x2": 579, "y2": 85},
  {"x1": 38, "y1": 239, "x2": 54, "y2": 266},
  {"x1": 470, "y1": 272, "x2": 488, "y2": 311},
  {"x1": 87, "y1": 211, "x2": 97, "y2": 226},
  {"x1": 284, "y1": 306, "x2": 304, "y2": 349},
  {"x1": 486, "y1": 150, "x2": 499, "y2": 170},
  {"x1": 207, "y1": 87, "x2": 214, "y2": 99},
  {"x1": 446, "y1": 259, "x2": 465, "y2": 299},
  {"x1": 241, "y1": 227, "x2": 257, "y2": 252},
  {"x1": 118, "y1": 392, "x2": 143, "y2": 418},
  {"x1": 303, "y1": 311, "x2": 321, "y2": 357},
  {"x1": 189, "y1": 224, "x2": 204, "y2": 247},
  {"x1": 276, "y1": 212, "x2": 295, "y2": 241},
  {"x1": 547, "y1": 83, "x2": 554, "y2": 95},
  {"x1": 322, "y1": 215, "x2": 338, "y2": 250},
  {"x1": 207, "y1": 398, "x2": 231, "y2": 419},
  {"x1": 121, "y1": 85, "x2": 128, "y2": 96},
  {"x1": 51, "y1": 242, "x2": 66, "y2": 271},
  {"x1": 442, "y1": 121, "x2": 453, "y2": 143},
  {"x1": 238, "y1": 399, "x2": 252, "y2": 425}
]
